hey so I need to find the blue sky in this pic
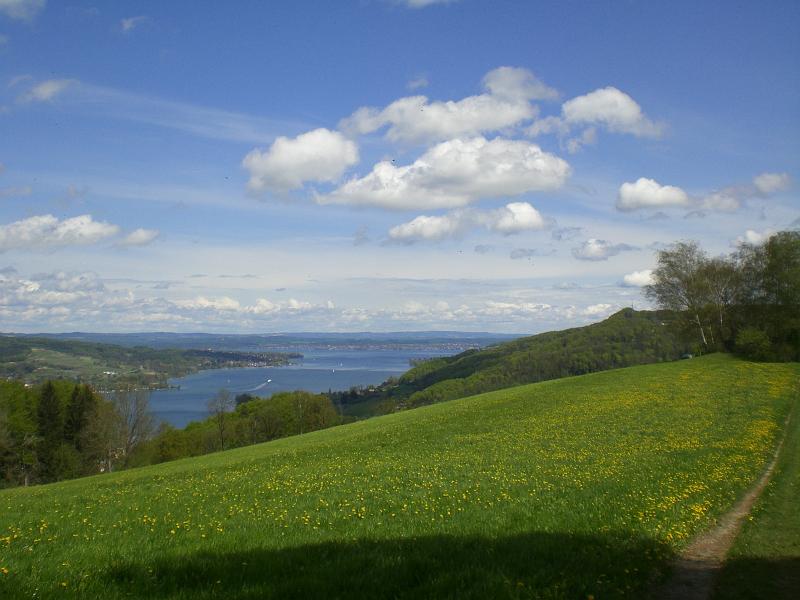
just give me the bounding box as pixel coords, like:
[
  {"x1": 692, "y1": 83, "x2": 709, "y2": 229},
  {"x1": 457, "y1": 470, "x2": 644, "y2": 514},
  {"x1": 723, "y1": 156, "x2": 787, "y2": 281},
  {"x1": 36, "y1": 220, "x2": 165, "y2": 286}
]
[{"x1": 0, "y1": 0, "x2": 798, "y2": 333}]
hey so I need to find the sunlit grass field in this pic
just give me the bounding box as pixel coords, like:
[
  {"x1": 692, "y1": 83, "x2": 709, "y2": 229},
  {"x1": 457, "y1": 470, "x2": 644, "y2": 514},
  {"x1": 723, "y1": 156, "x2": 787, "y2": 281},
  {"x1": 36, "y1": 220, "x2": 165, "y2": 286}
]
[{"x1": 2, "y1": 355, "x2": 798, "y2": 599}]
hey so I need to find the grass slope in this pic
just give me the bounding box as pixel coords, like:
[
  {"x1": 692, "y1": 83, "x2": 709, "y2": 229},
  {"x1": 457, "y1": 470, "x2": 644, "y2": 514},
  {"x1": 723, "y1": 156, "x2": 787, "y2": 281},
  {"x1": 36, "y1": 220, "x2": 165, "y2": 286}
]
[
  {"x1": 712, "y1": 394, "x2": 800, "y2": 599},
  {"x1": 1, "y1": 355, "x2": 797, "y2": 599}
]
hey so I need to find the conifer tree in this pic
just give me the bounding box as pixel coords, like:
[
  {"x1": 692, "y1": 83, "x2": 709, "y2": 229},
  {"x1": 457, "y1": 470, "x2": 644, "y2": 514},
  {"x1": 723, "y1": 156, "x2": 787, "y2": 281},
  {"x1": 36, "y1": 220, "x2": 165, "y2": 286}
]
[{"x1": 36, "y1": 381, "x2": 64, "y2": 481}]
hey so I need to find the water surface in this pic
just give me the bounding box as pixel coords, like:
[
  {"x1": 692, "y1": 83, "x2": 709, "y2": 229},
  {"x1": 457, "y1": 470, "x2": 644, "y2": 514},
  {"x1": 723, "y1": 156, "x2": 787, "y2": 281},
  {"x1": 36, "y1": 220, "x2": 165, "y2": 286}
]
[{"x1": 150, "y1": 347, "x2": 448, "y2": 427}]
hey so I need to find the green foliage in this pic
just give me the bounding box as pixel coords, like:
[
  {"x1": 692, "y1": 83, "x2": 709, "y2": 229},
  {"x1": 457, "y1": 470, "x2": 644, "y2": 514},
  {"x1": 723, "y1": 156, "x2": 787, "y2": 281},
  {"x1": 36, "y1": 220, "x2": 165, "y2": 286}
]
[
  {"x1": 647, "y1": 230, "x2": 800, "y2": 360},
  {"x1": 735, "y1": 328, "x2": 772, "y2": 361},
  {"x1": 0, "y1": 356, "x2": 796, "y2": 599},
  {"x1": 35, "y1": 382, "x2": 63, "y2": 481},
  {"x1": 0, "y1": 380, "x2": 117, "y2": 486},
  {"x1": 377, "y1": 308, "x2": 686, "y2": 408},
  {"x1": 138, "y1": 391, "x2": 340, "y2": 467}
]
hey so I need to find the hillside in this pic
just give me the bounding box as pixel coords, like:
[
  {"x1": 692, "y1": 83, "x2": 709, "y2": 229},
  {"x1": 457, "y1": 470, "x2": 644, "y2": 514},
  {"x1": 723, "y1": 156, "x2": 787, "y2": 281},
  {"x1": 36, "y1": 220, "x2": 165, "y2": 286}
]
[
  {"x1": 1, "y1": 355, "x2": 796, "y2": 599},
  {"x1": 0, "y1": 336, "x2": 299, "y2": 389},
  {"x1": 345, "y1": 308, "x2": 687, "y2": 411}
]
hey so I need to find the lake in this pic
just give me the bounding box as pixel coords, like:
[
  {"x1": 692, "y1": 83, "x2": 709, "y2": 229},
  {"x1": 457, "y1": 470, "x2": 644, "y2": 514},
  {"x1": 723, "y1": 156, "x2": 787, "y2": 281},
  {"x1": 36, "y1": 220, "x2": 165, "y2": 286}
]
[{"x1": 149, "y1": 347, "x2": 452, "y2": 427}]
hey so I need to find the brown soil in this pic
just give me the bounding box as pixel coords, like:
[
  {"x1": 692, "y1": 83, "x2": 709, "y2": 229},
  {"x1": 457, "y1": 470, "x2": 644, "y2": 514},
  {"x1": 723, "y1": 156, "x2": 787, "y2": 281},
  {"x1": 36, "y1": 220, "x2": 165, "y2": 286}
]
[{"x1": 654, "y1": 412, "x2": 792, "y2": 600}]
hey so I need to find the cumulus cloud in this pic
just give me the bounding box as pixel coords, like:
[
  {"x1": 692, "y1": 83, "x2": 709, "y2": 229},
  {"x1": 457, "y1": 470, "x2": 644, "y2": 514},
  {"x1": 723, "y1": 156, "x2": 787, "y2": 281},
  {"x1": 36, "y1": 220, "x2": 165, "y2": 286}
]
[
  {"x1": 18, "y1": 78, "x2": 77, "y2": 103},
  {"x1": 0, "y1": 214, "x2": 120, "y2": 252},
  {"x1": 582, "y1": 303, "x2": 614, "y2": 317},
  {"x1": 734, "y1": 228, "x2": 776, "y2": 246},
  {"x1": 243, "y1": 128, "x2": 359, "y2": 193},
  {"x1": 176, "y1": 296, "x2": 241, "y2": 311},
  {"x1": 572, "y1": 238, "x2": 637, "y2": 261},
  {"x1": 561, "y1": 87, "x2": 663, "y2": 137},
  {"x1": 617, "y1": 177, "x2": 690, "y2": 212},
  {"x1": 321, "y1": 137, "x2": 569, "y2": 210},
  {"x1": 118, "y1": 228, "x2": 159, "y2": 247},
  {"x1": 340, "y1": 66, "x2": 556, "y2": 143},
  {"x1": 696, "y1": 172, "x2": 790, "y2": 214},
  {"x1": 0, "y1": 0, "x2": 45, "y2": 21},
  {"x1": 622, "y1": 269, "x2": 654, "y2": 287},
  {"x1": 483, "y1": 66, "x2": 559, "y2": 102},
  {"x1": 388, "y1": 213, "x2": 467, "y2": 243},
  {"x1": 753, "y1": 172, "x2": 790, "y2": 195},
  {"x1": 388, "y1": 201, "x2": 547, "y2": 243},
  {"x1": 473, "y1": 244, "x2": 493, "y2": 254},
  {"x1": 120, "y1": 15, "x2": 148, "y2": 32},
  {"x1": 527, "y1": 86, "x2": 662, "y2": 150},
  {"x1": 489, "y1": 201, "x2": 545, "y2": 234}
]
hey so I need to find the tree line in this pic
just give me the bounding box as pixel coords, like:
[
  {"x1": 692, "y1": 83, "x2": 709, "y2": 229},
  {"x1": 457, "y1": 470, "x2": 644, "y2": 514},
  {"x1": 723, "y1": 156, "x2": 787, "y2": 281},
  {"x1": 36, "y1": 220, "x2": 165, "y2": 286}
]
[
  {"x1": 645, "y1": 230, "x2": 799, "y2": 361},
  {"x1": 0, "y1": 379, "x2": 339, "y2": 488},
  {"x1": 0, "y1": 380, "x2": 154, "y2": 487}
]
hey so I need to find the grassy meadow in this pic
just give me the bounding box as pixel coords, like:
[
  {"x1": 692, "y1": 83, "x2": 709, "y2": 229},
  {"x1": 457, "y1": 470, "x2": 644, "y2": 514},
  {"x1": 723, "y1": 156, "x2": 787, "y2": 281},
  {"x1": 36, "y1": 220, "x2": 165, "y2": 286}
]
[
  {"x1": 712, "y1": 387, "x2": 800, "y2": 600},
  {"x1": 1, "y1": 354, "x2": 798, "y2": 599}
]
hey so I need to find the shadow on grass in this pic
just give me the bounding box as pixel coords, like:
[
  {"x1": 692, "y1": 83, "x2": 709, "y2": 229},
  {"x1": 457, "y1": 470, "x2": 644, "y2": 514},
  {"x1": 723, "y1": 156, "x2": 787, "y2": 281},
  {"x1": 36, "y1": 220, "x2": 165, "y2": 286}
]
[
  {"x1": 713, "y1": 556, "x2": 800, "y2": 600},
  {"x1": 105, "y1": 531, "x2": 673, "y2": 599}
]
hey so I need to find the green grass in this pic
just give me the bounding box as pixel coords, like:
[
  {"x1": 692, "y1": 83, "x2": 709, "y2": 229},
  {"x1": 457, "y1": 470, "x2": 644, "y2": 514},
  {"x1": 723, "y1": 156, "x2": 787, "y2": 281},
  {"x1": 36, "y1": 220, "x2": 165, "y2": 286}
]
[
  {"x1": 1, "y1": 355, "x2": 798, "y2": 599},
  {"x1": 712, "y1": 390, "x2": 800, "y2": 600}
]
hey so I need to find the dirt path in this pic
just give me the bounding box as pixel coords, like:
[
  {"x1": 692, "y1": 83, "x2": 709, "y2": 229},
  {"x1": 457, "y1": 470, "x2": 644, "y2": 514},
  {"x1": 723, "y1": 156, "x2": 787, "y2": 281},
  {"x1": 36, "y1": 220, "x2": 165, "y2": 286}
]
[{"x1": 655, "y1": 410, "x2": 794, "y2": 600}]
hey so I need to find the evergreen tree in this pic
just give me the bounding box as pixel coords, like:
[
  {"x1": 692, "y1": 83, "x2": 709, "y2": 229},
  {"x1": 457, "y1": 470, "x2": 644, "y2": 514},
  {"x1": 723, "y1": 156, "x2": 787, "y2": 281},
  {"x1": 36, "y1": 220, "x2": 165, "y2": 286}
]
[
  {"x1": 36, "y1": 381, "x2": 64, "y2": 482},
  {"x1": 64, "y1": 384, "x2": 96, "y2": 452}
]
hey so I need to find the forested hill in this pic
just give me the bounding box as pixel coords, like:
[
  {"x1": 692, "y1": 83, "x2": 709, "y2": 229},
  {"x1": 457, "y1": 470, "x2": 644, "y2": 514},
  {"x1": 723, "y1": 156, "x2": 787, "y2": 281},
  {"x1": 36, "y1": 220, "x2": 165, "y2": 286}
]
[{"x1": 378, "y1": 309, "x2": 687, "y2": 408}]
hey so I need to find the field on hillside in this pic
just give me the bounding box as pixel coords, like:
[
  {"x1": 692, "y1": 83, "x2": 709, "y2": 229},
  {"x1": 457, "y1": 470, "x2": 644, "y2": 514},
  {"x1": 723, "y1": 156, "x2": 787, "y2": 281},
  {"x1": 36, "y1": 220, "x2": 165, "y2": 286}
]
[{"x1": 1, "y1": 355, "x2": 798, "y2": 599}]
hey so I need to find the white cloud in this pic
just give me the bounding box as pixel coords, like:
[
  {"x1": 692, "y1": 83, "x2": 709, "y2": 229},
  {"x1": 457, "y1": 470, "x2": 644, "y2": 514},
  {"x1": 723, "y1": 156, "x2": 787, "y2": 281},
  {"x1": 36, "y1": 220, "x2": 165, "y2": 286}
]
[
  {"x1": 0, "y1": 0, "x2": 45, "y2": 21},
  {"x1": 735, "y1": 228, "x2": 776, "y2": 246},
  {"x1": 622, "y1": 269, "x2": 654, "y2": 287},
  {"x1": 482, "y1": 66, "x2": 559, "y2": 102},
  {"x1": 695, "y1": 172, "x2": 790, "y2": 214},
  {"x1": 0, "y1": 214, "x2": 120, "y2": 252},
  {"x1": 572, "y1": 238, "x2": 637, "y2": 261},
  {"x1": 18, "y1": 78, "x2": 77, "y2": 103},
  {"x1": 119, "y1": 228, "x2": 159, "y2": 247},
  {"x1": 388, "y1": 213, "x2": 467, "y2": 242},
  {"x1": 176, "y1": 296, "x2": 241, "y2": 312},
  {"x1": 340, "y1": 66, "x2": 556, "y2": 143},
  {"x1": 321, "y1": 137, "x2": 569, "y2": 210},
  {"x1": 527, "y1": 86, "x2": 663, "y2": 148},
  {"x1": 243, "y1": 128, "x2": 359, "y2": 192},
  {"x1": 561, "y1": 87, "x2": 663, "y2": 137},
  {"x1": 753, "y1": 172, "x2": 790, "y2": 195},
  {"x1": 388, "y1": 201, "x2": 546, "y2": 243},
  {"x1": 699, "y1": 189, "x2": 740, "y2": 212},
  {"x1": 617, "y1": 177, "x2": 690, "y2": 211},
  {"x1": 488, "y1": 201, "x2": 545, "y2": 234},
  {"x1": 121, "y1": 15, "x2": 149, "y2": 32},
  {"x1": 582, "y1": 303, "x2": 615, "y2": 317},
  {"x1": 565, "y1": 126, "x2": 597, "y2": 154}
]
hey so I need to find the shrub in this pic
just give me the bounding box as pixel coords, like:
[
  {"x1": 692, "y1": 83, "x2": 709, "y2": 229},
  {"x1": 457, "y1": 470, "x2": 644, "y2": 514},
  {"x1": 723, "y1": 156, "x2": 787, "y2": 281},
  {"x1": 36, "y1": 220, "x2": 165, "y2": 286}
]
[{"x1": 735, "y1": 328, "x2": 772, "y2": 361}]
